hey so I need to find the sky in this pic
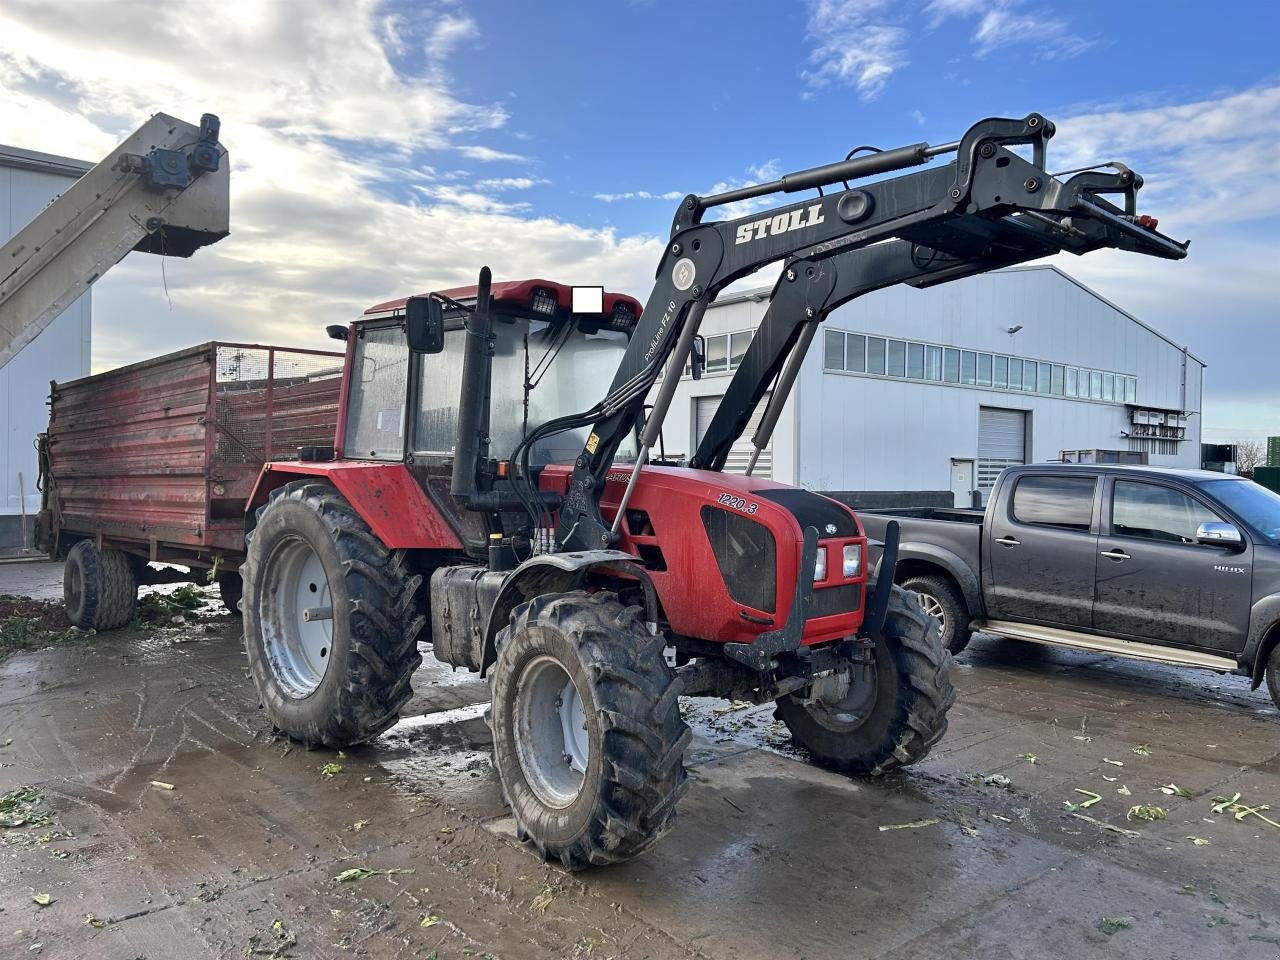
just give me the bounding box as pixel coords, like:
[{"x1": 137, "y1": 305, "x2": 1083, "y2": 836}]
[{"x1": 1, "y1": 0, "x2": 1277, "y2": 441}]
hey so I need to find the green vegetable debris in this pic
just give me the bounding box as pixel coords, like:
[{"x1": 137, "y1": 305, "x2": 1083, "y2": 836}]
[
  {"x1": 1126, "y1": 805, "x2": 1166, "y2": 822},
  {"x1": 878, "y1": 817, "x2": 940, "y2": 832}
]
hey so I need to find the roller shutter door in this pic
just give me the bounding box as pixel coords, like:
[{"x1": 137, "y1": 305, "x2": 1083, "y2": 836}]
[
  {"x1": 693, "y1": 393, "x2": 772, "y2": 478},
  {"x1": 978, "y1": 406, "x2": 1026, "y2": 502}
]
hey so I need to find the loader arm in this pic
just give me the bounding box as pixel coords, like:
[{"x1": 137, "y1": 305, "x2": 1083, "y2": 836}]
[{"x1": 549, "y1": 113, "x2": 1186, "y2": 552}]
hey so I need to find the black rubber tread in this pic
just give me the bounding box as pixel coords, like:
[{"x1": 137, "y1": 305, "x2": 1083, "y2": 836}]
[
  {"x1": 241, "y1": 479, "x2": 425, "y2": 748},
  {"x1": 218, "y1": 574, "x2": 243, "y2": 616},
  {"x1": 491, "y1": 590, "x2": 690, "y2": 870},
  {"x1": 1266, "y1": 643, "x2": 1280, "y2": 712},
  {"x1": 776, "y1": 583, "x2": 955, "y2": 776},
  {"x1": 63, "y1": 540, "x2": 138, "y2": 631},
  {"x1": 902, "y1": 573, "x2": 972, "y2": 655}
]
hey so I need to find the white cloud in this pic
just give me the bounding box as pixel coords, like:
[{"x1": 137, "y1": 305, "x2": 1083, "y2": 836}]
[
  {"x1": 926, "y1": 0, "x2": 1091, "y2": 59},
  {"x1": 594, "y1": 190, "x2": 684, "y2": 203},
  {"x1": 801, "y1": 0, "x2": 908, "y2": 100},
  {"x1": 0, "y1": 0, "x2": 661, "y2": 375},
  {"x1": 474, "y1": 176, "x2": 544, "y2": 190},
  {"x1": 456, "y1": 144, "x2": 528, "y2": 162},
  {"x1": 426, "y1": 13, "x2": 479, "y2": 61}
]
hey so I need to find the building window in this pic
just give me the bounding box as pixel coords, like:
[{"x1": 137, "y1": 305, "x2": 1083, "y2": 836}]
[
  {"x1": 824, "y1": 329, "x2": 844, "y2": 370},
  {"x1": 866, "y1": 337, "x2": 886, "y2": 375},
  {"x1": 943, "y1": 348, "x2": 960, "y2": 383},
  {"x1": 907, "y1": 342, "x2": 925, "y2": 379},
  {"x1": 706, "y1": 335, "x2": 728, "y2": 373},
  {"x1": 848, "y1": 334, "x2": 866, "y2": 372},
  {"x1": 730, "y1": 331, "x2": 752, "y2": 369},
  {"x1": 887, "y1": 339, "x2": 907, "y2": 377},
  {"x1": 925, "y1": 345, "x2": 943, "y2": 381},
  {"x1": 819, "y1": 327, "x2": 1138, "y2": 406}
]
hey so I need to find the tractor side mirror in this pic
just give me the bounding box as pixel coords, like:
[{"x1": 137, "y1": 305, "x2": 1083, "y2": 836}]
[
  {"x1": 405, "y1": 295, "x2": 445, "y2": 354},
  {"x1": 690, "y1": 335, "x2": 706, "y2": 381}
]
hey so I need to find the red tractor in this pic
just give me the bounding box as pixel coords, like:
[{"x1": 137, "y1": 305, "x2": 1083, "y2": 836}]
[{"x1": 240, "y1": 114, "x2": 1186, "y2": 868}]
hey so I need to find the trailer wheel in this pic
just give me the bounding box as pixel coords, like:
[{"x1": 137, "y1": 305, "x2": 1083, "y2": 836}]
[
  {"x1": 241, "y1": 480, "x2": 424, "y2": 748},
  {"x1": 218, "y1": 574, "x2": 243, "y2": 616},
  {"x1": 775, "y1": 584, "x2": 954, "y2": 776},
  {"x1": 63, "y1": 540, "x2": 138, "y2": 630},
  {"x1": 901, "y1": 574, "x2": 972, "y2": 655},
  {"x1": 491, "y1": 591, "x2": 690, "y2": 870}
]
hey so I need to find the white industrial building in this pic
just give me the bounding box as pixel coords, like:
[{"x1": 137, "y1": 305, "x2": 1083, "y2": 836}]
[
  {"x1": 663, "y1": 265, "x2": 1204, "y2": 508},
  {"x1": 1, "y1": 145, "x2": 92, "y2": 550}
]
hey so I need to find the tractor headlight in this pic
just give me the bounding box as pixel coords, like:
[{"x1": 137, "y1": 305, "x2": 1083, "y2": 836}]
[
  {"x1": 843, "y1": 543, "x2": 862, "y2": 577},
  {"x1": 813, "y1": 546, "x2": 827, "y2": 582}
]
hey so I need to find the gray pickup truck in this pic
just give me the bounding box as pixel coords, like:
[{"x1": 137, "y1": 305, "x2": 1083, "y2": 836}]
[{"x1": 860, "y1": 464, "x2": 1280, "y2": 709}]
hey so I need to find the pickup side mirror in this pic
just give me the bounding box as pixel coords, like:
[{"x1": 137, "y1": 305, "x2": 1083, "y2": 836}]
[
  {"x1": 405, "y1": 295, "x2": 445, "y2": 354},
  {"x1": 1197, "y1": 521, "x2": 1245, "y2": 549},
  {"x1": 690, "y1": 334, "x2": 706, "y2": 381}
]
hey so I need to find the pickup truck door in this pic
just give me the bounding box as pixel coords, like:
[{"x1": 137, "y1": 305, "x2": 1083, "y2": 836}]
[
  {"x1": 985, "y1": 472, "x2": 1100, "y2": 628},
  {"x1": 1093, "y1": 478, "x2": 1252, "y2": 653}
]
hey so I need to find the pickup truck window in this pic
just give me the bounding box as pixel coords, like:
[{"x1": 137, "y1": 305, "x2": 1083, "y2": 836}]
[
  {"x1": 1112, "y1": 481, "x2": 1221, "y2": 545},
  {"x1": 1202, "y1": 479, "x2": 1280, "y2": 544},
  {"x1": 1011, "y1": 475, "x2": 1096, "y2": 531}
]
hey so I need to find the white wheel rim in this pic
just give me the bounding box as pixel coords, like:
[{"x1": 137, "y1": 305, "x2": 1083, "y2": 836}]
[
  {"x1": 514, "y1": 655, "x2": 589, "y2": 809},
  {"x1": 260, "y1": 536, "x2": 333, "y2": 698},
  {"x1": 917, "y1": 592, "x2": 947, "y2": 634}
]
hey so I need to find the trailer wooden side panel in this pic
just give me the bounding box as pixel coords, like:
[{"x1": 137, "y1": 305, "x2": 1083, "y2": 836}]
[{"x1": 42, "y1": 342, "x2": 342, "y2": 563}]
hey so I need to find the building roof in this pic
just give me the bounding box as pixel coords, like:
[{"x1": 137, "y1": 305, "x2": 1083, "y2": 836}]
[
  {"x1": 0, "y1": 144, "x2": 92, "y2": 178},
  {"x1": 709, "y1": 263, "x2": 1204, "y2": 366}
]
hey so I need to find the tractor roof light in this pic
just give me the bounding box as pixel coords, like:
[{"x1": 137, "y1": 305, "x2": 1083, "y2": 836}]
[{"x1": 531, "y1": 287, "x2": 557, "y2": 315}]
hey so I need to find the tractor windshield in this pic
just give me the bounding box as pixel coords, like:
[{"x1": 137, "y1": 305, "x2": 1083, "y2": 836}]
[{"x1": 414, "y1": 316, "x2": 636, "y2": 467}]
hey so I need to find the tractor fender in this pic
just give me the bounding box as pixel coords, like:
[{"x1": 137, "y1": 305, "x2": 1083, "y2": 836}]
[
  {"x1": 479, "y1": 550, "x2": 658, "y2": 676},
  {"x1": 1243, "y1": 592, "x2": 1280, "y2": 688}
]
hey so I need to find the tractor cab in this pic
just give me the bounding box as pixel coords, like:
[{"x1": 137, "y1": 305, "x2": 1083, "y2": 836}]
[{"x1": 330, "y1": 278, "x2": 644, "y2": 555}]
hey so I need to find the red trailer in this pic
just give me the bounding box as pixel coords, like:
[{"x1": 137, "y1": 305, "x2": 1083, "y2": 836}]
[{"x1": 36, "y1": 341, "x2": 343, "y2": 629}]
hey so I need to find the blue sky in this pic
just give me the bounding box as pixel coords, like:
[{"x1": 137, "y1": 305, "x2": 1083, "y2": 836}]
[{"x1": 1, "y1": 0, "x2": 1277, "y2": 439}]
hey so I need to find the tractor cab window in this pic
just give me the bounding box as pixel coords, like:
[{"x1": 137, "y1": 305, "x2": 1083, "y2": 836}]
[
  {"x1": 345, "y1": 324, "x2": 409, "y2": 460},
  {"x1": 414, "y1": 315, "x2": 636, "y2": 466}
]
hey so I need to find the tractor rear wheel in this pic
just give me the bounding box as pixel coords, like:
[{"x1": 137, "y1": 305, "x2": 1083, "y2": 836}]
[
  {"x1": 775, "y1": 583, "x2": 954, "y2": 776},
  {"x1": 490, "y1": 591, "x2": 690, "y2": 870},
  {"x1": 63, "y1": 540, "x2": 138, "y2": 630},
  {"x1": 241, "y1": 480, "x2": 424, "y2": 748}
]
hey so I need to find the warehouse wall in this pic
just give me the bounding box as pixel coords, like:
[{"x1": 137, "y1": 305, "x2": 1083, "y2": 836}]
[
  {"x1": 659, "y1": 266, "x2": 1203, "y2": 499},
  {"x1": 1, "y1": 151, "x2": 92, "y2": 549}
]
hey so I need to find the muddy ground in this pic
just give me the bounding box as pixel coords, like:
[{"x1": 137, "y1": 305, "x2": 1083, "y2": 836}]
[{"x1": 2, "y1": 562, "x2": 1280, "y2": 959}]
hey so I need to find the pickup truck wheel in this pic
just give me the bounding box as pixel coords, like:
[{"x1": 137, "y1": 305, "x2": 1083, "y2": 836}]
[
  {"x1": 490, "y1": 591, "x2": 691, "y2": 870},
  {"x1": 241, "y1": 480, "x2": 424, "y2": 748},
  {"x1": 775, "y1": 584, "x2": 954, "y2": 776},
  {"x1": 1266, "y1": 644, "x2": 1280, "y2": 712},
  {"x1": 902, "y1": 574, "x2": 972, "y2": 655},
  {"x1": 63, "y1": 540, "x2": 138, "y2": 631}
]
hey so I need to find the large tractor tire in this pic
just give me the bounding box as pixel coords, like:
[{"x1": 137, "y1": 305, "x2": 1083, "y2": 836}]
[
  {"x1": 490, "y1": 590, "x2": 690, "y2": 870},
  {"x1": 241, "y1": 480, "x2": 424, "y2": 748},
  {"x1": 63, "y1": 540, "x2": 138, "y2": 630},
  {"x1": 775, "y1": 583, "x2": 954, "y2": 776},
  {"x1": 902, "y1": 573, "x2": 972, "y2": 655}
]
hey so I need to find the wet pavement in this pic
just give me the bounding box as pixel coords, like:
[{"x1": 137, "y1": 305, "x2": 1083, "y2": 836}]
[{"x1": 2, "y1": 564, "x2": 1280, "y2": 959}]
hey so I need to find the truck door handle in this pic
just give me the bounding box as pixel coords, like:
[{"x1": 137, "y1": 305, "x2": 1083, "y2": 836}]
[
  {"x1": 1100, "y1": 549, "x2": 1130, "y2": 561},
  {"x1": 995, "y1": 536, "x2": 1020, "y2": 547}
]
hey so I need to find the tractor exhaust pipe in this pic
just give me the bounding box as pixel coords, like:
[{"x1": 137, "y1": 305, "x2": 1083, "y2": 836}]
[{"x1": 451, "y1": 266, "x2": 493, "y2": 503}]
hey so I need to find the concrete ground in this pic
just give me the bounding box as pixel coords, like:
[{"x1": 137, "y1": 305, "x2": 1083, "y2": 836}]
[{"x1": 2, "y1": 560, "x2": 1279, "y2": 959}]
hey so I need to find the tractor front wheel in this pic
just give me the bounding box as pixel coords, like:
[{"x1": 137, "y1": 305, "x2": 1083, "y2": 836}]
[
  {"x1": 490, "y1": 591, "x2": 690, "y2": 869},
  {"x1": 241, "y1": 480, "x2": 424, "y2": 748},
  {"x1": 775, "y1": 584, "x2": 954, "y2": 776}
]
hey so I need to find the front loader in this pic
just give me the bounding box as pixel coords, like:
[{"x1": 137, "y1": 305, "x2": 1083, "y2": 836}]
[{"x1": 240, "y1": 113, "x2": 1186, "y2": 868}]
